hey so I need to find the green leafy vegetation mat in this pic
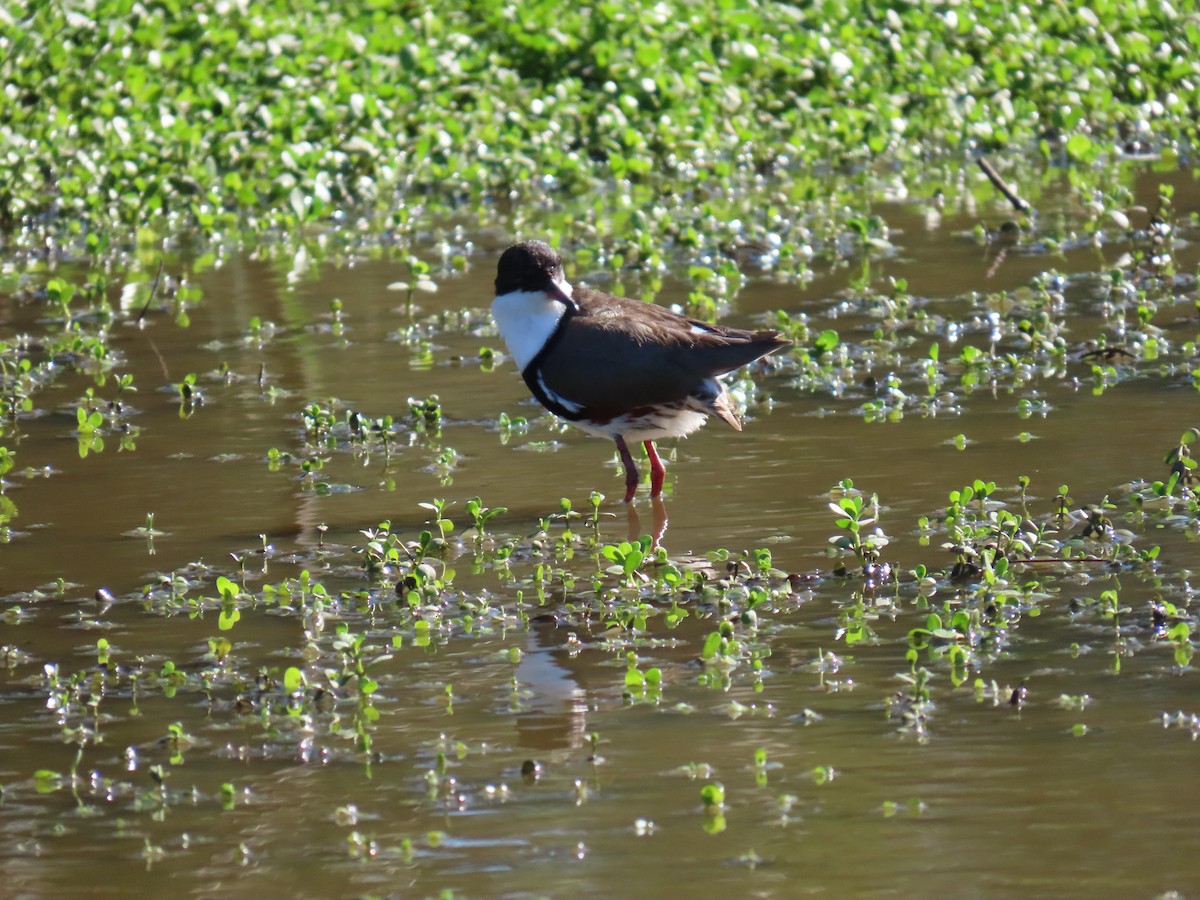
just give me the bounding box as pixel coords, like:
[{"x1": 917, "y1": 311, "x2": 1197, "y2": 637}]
[{"x1": 3, "y1": 0, "x2": 1198, "y2": 252}]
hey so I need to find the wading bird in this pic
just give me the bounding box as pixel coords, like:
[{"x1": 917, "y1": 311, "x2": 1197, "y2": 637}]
[{"x1": 492, "y1": 240, "x2": 790, "y2": 502}]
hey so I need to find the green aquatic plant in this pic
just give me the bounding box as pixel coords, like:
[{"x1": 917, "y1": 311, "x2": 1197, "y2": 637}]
[
  {"x1": 827, "y1": 484, "x2": 889, "y2": 574},
  {"x1": 623, "y1": 651, "x2": 663, "y2": 702},
  {"x1": 2, "y1": 0, "x2": 1196, "y2": 280},
  {"x1": 496, "y1": 410, "x2": 529, "y2": 444},
  {"x1": 74, "y1": 406, "x2": 105, "y2": 458},
  {"x1": 408, "y1": 395, "x2": 443, "y2": 433},
  {"x1": 302, "y1": 403, "x2": 337, "y2": 442},
  {"x1": 0, "y1": 351, "x2": 36, "y2": 423},
  {"x1": 700, "y1": 781, "x2": 725, "y2": 811},
  {"x1": 836, "y1": 592, "x2": 877, "y2": 647},
  {"x1": 418, "y1": 498, "x2": 455, "y2": 543},
  {"x1": 215, "y1": 575, "x2": 242, "y2": 631},
  {"x1": 1164, "y1": 428, "x2": 1198, "y2": 493},
  {"x1": 600, "y1": 538, "x2": 649, "y2": 587},
  {"x1": 889, "y1": 665, "x2": 935, "y2": 740},
  {"x1": 465, "y1": 497, "x2": 507, "y2": 537}
]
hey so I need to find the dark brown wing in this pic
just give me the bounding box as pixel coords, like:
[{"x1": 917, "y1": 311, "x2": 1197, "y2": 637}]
[{"x1": 536, "y1": 288, "x2": 789, "y2": 412}]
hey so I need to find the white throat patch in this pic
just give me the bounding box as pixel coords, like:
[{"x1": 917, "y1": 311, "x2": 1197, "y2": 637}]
[{"x1": 491, "y1": 287, "x2": 570, "y2": 371}]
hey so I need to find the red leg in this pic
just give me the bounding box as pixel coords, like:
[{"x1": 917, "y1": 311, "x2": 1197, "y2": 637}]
[
  {"x1": 644, "y1": 440, "x2": 666, "y2": 498},
  {"x1": 614, "y1": 436, "x2": 640, "y2": 503}
]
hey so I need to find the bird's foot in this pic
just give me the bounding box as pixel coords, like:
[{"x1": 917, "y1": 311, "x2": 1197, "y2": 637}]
[{"x1": 615, "y1": 436, "x2": 641, "y2": 503}]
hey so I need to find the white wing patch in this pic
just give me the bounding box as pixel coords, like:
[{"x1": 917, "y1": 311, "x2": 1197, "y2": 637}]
[{"x1": 537, "y1": 372, "x2": 583, "y2": 413}]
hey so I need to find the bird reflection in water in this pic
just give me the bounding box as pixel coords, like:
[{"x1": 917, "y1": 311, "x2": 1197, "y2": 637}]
[{"x1": 513, "y1": 613, "x2": 591, "y2": 752}]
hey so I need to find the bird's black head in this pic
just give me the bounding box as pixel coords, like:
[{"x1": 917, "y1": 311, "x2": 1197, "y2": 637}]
[{"x1": 495, "y1": 240, "x2": 565, "y2": 296}]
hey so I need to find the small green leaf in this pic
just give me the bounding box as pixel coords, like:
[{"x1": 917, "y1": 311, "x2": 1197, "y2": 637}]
[
  {"x1": 284, "y1": 666, "x2": 304, "y2": 693},
  {"x1": 1065, "y1": 133, "x2": 1094, "y2": 161},
  {"x1": 700, "y1": 782, "x2": 725, "y2": 807}
]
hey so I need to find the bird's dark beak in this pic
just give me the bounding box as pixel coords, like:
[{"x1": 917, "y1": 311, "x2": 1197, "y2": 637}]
[{"x1": 548, "y1": 278, "x2": 577, "y2": 310}]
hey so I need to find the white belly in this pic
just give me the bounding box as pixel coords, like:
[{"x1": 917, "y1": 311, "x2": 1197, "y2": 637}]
[{"x1": 571, "y1": 407, "x2": 710, "y2": 443}]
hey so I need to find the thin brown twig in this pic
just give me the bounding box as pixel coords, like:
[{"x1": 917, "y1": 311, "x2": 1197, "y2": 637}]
[
  {"x1": 133, "y1": 259, "x2": 171, "y2": 379},
  {"x1": 136, "y1": 259, "x2": 165, "y2": 326},
  {"x1": 977, "y1": 157, "x2": 1031, "y2": 214},
  {"x1": 145, "y1": 334, "x2": 170, "y2": 381}
]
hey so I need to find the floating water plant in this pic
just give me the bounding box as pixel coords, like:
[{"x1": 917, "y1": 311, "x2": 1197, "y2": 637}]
[{"x1": 827, "y1": 487, "x2": 890, "y2": 575}]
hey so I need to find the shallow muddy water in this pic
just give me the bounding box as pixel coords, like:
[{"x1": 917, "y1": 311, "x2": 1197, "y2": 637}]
[{"x1": 2, "y1": 161, "x2": 1200, "y2": 899}]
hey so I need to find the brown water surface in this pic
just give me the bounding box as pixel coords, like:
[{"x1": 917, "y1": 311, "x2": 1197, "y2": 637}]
[{"x1": 2, "y1": 163, "x2": 1199, "y2": 899}]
